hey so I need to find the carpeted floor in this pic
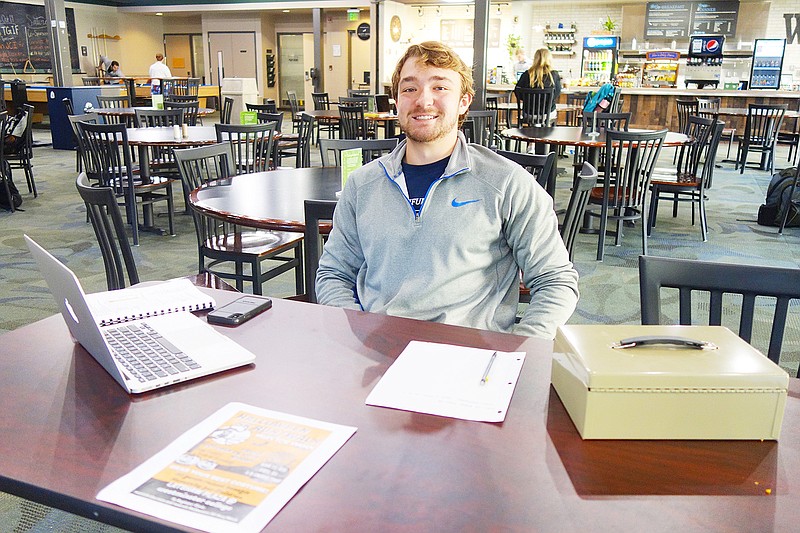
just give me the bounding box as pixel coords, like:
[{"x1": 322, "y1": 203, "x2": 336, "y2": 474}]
[{"x1": 1, "y1": 119, "x2": 800, "y2": 531}]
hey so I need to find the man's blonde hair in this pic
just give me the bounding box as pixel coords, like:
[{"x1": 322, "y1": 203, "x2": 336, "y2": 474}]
[{"x1": 391, "y1": 41, "x2": 474, "y2": 125}]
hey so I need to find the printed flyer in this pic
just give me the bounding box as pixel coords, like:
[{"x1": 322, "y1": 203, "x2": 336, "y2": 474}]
[{"x1": 98, "y1": 403, "x2": 356, "y2": 532}]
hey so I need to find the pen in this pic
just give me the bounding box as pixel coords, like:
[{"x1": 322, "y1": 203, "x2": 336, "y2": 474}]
[{"x1": 480, "y1": 351, "x2": 497, "y2": 385}]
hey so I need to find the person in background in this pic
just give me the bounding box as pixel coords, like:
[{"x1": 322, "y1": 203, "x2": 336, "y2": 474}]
[
  {"x1": 98, "y1": 55, "x2": 112, "y2": 77},
  {"x1": 514, "y1": 47, "x2": 561, "y2": 125},
  {"x1": 149, "y1": 53, "x2": 172, "y2": 79},
  {"x1": 315, "y1": 41, "x2": 578, "y2": 339},
  {"x1": 107, "y1": 60, "x2": 125, "y2": 83},
  {"x1": 513, "y1": 48, "x2": 532, "y2": 79}
]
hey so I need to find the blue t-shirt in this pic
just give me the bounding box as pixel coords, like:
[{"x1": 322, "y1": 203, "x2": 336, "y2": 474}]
[{"x1": 402, "y1": 156, "x2": 450, "y2": 216}]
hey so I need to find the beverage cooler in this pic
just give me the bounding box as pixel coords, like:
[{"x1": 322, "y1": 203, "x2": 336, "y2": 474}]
[
  {"x1": 684, "y1": 35, "x2": 724, "y2": 89},
  {"x1": 581, "y1": 36, "x2": 619, "y2": 85},
  {"x1": 750, "y1": 39, "x2": 785, "y2": 90}
]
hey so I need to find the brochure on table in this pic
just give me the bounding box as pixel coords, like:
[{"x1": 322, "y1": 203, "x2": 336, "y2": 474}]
[{"x1": 97, "y1": 403, "x2": 357, "y2": 533}]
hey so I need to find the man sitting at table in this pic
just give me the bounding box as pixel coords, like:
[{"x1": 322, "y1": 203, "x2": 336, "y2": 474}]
[
  {"x1": 149, "y1": 53, "x2": 172, "y2": 79},
  {"x1": 315, "y1": 41, "x2": 578, "y2": 339}
]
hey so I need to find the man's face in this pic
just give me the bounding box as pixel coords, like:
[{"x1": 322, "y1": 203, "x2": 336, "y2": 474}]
[{"x1": 396, "y1": 59, "x2": 471, "y2": 145}]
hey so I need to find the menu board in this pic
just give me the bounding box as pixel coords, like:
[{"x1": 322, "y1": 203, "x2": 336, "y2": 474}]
[
  {"x1": 645, "y1": 1, "x2": 738, "y2": 38},
  {"x1": 441, "y1": 18, "x2": 501, "y2": 49},
  {"x1": 0, "y1": 2, "x2": 80, "y2": 73}
]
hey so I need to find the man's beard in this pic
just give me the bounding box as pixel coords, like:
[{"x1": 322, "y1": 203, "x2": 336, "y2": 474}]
[{"x1": 400, "y1": 111, "x2": 459, "y2": 143}]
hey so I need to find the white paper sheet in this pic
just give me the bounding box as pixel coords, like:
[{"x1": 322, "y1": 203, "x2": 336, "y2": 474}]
[
  {"x1": 97, "y1": 403, "x2": 356, "y2": 533},
  {"x1": 366, "y1": 341, "x2": 526, "y2": 422}
]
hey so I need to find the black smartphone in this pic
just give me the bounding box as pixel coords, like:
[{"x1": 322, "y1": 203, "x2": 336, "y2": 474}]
[{"x1": 207, "y1": 295, "x2": 272, "y2": 326}]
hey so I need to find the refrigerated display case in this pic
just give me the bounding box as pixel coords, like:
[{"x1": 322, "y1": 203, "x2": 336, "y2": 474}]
[
  {"x1": 684, "y1": 35, "x2": 724, "y2": 89},
  {"x1": 641, "y1": 50, "x2": 680, "y2": 88},
  {"x1": 750, "y1": 39, "x2": 785, "y2": 90},
  {"x1": 580, "y1": 36, "x2": 619, "y2": 85}
]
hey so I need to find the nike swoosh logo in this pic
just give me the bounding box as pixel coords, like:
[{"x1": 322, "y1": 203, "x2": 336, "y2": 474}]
[{"x1": 451, "y1": 198, "x2": 481, "y2": 208}]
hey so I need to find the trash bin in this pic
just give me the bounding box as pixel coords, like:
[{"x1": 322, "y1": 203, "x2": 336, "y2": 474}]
[
  {"x1": 10, "y1": 79, "x2": 28, "y2": 109},
  {"x1": 47, "y1": 86, "x2": 102, "y2": 150},
  {"x1": 220, "y1": 78, "x2": 259, "y2": 124}
]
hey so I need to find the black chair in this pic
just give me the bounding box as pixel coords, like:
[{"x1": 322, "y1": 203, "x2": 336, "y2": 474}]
[
  {"x1": 515, "y1": 87, "x2": 554, "y2": 127},
  {"x1": 575, "y1": 111, "x2": 632, "y2": 181},
  {"x1": 164, "y1": 94, "x2": 199, "y2": 104},
  {"x1": 338, "y1": 105, "x2": 370, "y2": 140},
  {"x1": 560, "y1": 162, "x2": 599, "y2": 261},
  {"x1": 303, "y1": 199, "x2": 337, "y2": 303},
  {"x1": 466, "y1": 110, "x2": 500, "y2": 149},
  {"x1": 339, "y1": 96, "x2": 369, "y2": 108},
  {"x1": 648, "y1": 116, "x2": 715, "y2": 241},
  {"x1": 735, "y1": 104, "x2": 787, "y2": 174},
  {"x1": 674, "y1": 98, "x2": 698, "y2": 163},
  {"x1": 82, "y1": 77, "x2": 101, "y2": 86},
  {"x1": 311, "y1": 92, "x2": 338, "y2": 140},
  {"x1": 639, "y1": 255, "x2": 800, "y2": 377},
  {"x1": 347, "y1": 89, "x2": 370, "y2": 97},
  {"x1": 5, "y1": 104, "x2": 36, "y2": 197},
  {"x1": 586, "y1": 128, "x2": 667, "y2": 261},
  {"x1": 246, "y1": 102, "x2": 278, "y2": 114},
  {"x1": 215, "y1": 122, "x2": 277, "y2": 173},
  {"x1": 134, "y1": 108, "x2": 185, "y2": 181},
  {"x1": 174, "y1": 142, "x2": 304, "y2": 295},
  {"x1": 68, "y1": 112, "x2": 99, "y2": 177},
  {"x1": 77, "y1": 121, "x2": 176, "y2": 246},
  {"x1": 295, "y1": 113, "x2": 315, "y2": 168},
  {"x1": 778, "y1": 164, "x2": 800, "y2": 234},
  {"x1": 287, "y1": 91, "x2": 301, "y2": 133},
  {"x1": 496, "y1": 150, "x2": 556, "y2": 194},
  {"x1": 0, "y1": 111, "x2": 15, "y2": 213},
  {"x1": 220, "y1": 97, "x2": 234, "y2": 125},
  {"x1": 319, "y1": 138, "x2": 398, "y2": 167},
  {"x1": 62, "y1": 97, "x2": 75, "y2": 116},
  {"x1": 697, "y1": 97, "x2": 736, "y2": 161},
  {"x1": 777, "y1": 100, "x2": 800, "y2": 165},
  {"x1": 164, "y1": 100, "x2": 200, "y2": 126},
  {"x1": 75, "y1": 172, "x2": 140, "y2": 290}
]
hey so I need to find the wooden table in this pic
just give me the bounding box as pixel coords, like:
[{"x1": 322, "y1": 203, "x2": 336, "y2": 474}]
[
  {"x1": 300, "y1": 109, "x2": 399, "y2": 138},
  {"x1": 189, "y1": 167, "x2": 342, "y2": 232},
  {"x1": 126, "y1": 126, "x2": 219, "y2": 183},
  {"x1": 96, "y1": 106, "x2": 215, "y2": 121},
  {"x1": 0, "y1": 293, "x2": 798, "y2": 531}
]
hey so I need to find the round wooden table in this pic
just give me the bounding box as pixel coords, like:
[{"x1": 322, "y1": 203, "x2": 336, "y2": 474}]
[
  {"x1": 95, "y1": 106, "x2": 216, "y2": 119},
  {"x1": 501, "y1": 126, "x2": 690, "y2": 151},
  {"x1": 189, "y1": 166, "x2": 342, "y2": 232}
]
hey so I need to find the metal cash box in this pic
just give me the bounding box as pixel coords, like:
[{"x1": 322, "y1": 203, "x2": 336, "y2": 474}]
[{"x1": 552, "y1": 325, "x2": 789, "y2": 440}]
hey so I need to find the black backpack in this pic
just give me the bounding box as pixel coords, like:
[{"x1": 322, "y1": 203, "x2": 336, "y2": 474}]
[
  {"x1": 0, "y1": 160, "x2": 22, "y2": 210},
  {"x1": 757, "y1": 167, "x2": 800, "y2": 227}
]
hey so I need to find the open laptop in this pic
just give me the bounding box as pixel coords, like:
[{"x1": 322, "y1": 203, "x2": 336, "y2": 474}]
[{"x1": 25, "y1": 235, "x2": 256, "y2": 394}]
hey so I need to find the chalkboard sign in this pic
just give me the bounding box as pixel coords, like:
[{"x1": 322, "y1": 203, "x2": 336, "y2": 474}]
[
  {"x1": 0, "y1": 2, "x2": 80, "y2": 73},
  {"x1": 645, "y1": 1, "x2": 738, "y2": 39}
]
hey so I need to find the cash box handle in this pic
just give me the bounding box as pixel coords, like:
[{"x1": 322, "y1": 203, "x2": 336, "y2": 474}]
[{"x1": 611, "y1": 336, "x2": 718, "y2": 350}]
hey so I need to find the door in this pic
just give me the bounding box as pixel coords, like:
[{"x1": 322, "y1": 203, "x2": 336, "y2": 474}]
[
  {"x1": 349, "y1": 30, "x2": 371, "y2": 91},
  {"x1": 278, "y1": 33, "x2": 305, "y2": 108},
  {"x1": 164, "y1": 34, "x2": 197, "y2": 78},
  {"x1": 208, "y1": 32, "x2": 257, "y2": 85}
]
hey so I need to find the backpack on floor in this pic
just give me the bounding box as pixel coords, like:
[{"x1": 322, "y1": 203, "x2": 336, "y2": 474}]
[
  {"x1": 0, "y1": 160, "x2": 22, "y2": 211},
  {"x1": 757, "y1": 167, "x2": 800, "y2": 227}
]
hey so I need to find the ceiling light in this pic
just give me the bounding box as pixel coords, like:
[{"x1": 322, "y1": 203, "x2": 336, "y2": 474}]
[
  {"x1": 155, "y1": 12, "x2": 163, "y2": 16},
  {"x1": 283, "y1": 9, "x2": 290, "y2": 12}
]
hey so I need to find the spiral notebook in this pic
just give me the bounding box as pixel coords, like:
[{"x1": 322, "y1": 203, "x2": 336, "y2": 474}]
[{"x1": 85, "y1": 278, "x2": 216, "y2": 326}]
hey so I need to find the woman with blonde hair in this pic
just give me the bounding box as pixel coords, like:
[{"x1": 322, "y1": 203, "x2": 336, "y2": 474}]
[{"x1": 514, "y1": 47, "x2": 561, "y2": 124}]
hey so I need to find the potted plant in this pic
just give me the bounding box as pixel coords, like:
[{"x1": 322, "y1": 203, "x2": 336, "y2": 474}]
[
  {"x1": 601, "y1": 16, "x2": 618, "y2": 34},
  {"x1": 506, "y1": 34, "x2": 521, "y2": 60}
]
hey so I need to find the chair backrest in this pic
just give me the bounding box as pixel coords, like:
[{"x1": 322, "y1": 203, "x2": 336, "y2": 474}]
[
  {"x1": 304, "y1": 199, "x2": 338, "y2": 303},
  {"x1": 701, "y1": 120, "x2": 725, "y2": 189},
  {"x1": 76, "y1": 121, "x2": 136, "y2": 199},
  {"x1": 338, "y1": 105, "x2": 368, "y2": 140},
  {"x1": 287, "y1": 91, "x2": 300, "y2": 114},
  {"x1": 639, "y1": 254, "x2": 800, "y2": 377},
  {"x1": 560, "y1": 162, "x2": 598, "y2": 261},
  {"x1": 247, "y1": 102, "x2": 278, "y2": 113},
  {"x1": 466, "y1": 109, "x2": 498, "y2": 148},
  {"x1": 609, "y1": 88, "x2": 623, "y2": 113},
  {"x1": 602, "y1": 128, "x2": 667, "y2": 210},
  {"x1": 312, "y1": 92, "x2": 331, "y2": 111},
  {"x1": 75, "y1": 172, "x2": 139, "y2": 290},
  {"x1": 96, "y1": 95, "x2": 129, "y2": 109},
  {"x1": 68, "y1": 113, "x2": 99, "y2": 171},
  {"x1": 164, "y1": 100, "x2": 200, "y2": 126},
  {"x1": 339, "y1": 96, "x2": 369, "y2": 108},
  {"x1": 347, "y1": 89, "x2": 370, "y2": 97},
  {"x1": 221, "y1": 97, "x2": 234, "y2": 124},
  {"x1": 256, "y1": 112, "x2": 284, "y2": 131},
  {"x1": 696, "y1": 97, "x2": 721, "y2": 121},
  {"x1": 319, "y1": 138, "x2": 398, "y2": 167},
  {"x1": 164, "y1": 78, "x2": 193, "y2": 97},
  {"x1": 460, "y1": 119, "x2": 475, "y2": 143},
  {"x1": 675, "y1": 115, "x2": 714, "y2": 181},
  {"x1": 581, "y1": 111, "x2": 631, "y2": 132},
  {"x1": 62, "y1": 97, "x2": 75, "y2": 115},
  {"x1": 82, "y1": 77, "x2": 101, "y2": 86},
  {"x1": 496, "y1": 150, "x2": 556, "y2": 191},
  {"x1": 164, "y1": 94, "x2": 199, "y2": 103},
  {"x1": 744, "y1": 104, "x2": 787, "y2": 147},
  {"x1": 296, "y1": 113, "x2": 314, "y2": 168},
  {"x1": 18, "y1": 104, "x2": 34, "y2": 159},
  {"x1": 675, "y1": 98, "x2": 699, "y2": 134},
  {"x1": 516, "y1": 87, "x2": 554, "y2": 127},
  {"x1": 374, "y1": 94, "x2": 392, "y2": 113},
  {"x1": 134, "y1": 108, "x2": 184, "y2": 128},
  {"x1": 215, "y1": 122, "x2": 277, "y2": 173}
]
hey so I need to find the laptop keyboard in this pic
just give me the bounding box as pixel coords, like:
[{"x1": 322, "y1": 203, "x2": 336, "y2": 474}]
[{"x1": 104, "y1": 322, "x2": 201, "y2": 382}]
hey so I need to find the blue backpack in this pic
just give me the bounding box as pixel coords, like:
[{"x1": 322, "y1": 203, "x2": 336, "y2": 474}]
[{"x1": 583, "y1": 84, "x2": 615, "y2": 113}]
